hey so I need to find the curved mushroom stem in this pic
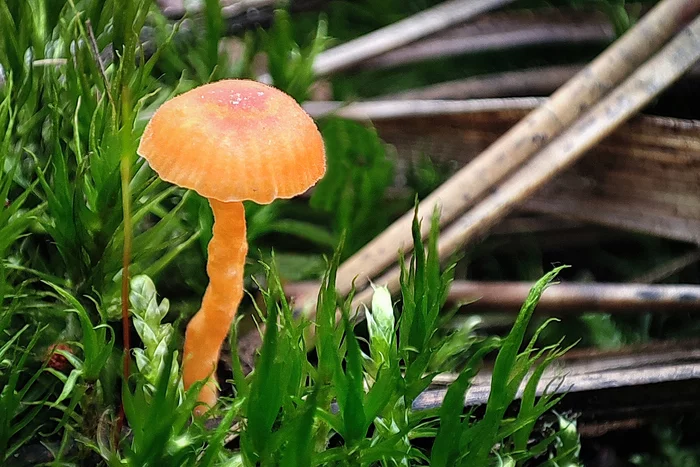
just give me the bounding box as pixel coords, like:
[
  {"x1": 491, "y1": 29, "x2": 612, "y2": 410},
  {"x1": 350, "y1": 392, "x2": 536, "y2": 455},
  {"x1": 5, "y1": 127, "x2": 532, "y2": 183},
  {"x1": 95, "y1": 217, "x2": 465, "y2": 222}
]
[{"x1": 183, "y1": 199, "x2": 247, "y2": 413}]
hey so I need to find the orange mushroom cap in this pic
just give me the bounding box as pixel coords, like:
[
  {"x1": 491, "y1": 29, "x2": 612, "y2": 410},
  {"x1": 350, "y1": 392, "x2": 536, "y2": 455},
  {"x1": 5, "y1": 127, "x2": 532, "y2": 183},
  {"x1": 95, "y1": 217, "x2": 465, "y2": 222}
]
[{"x1": 138, "y1": 79, "x2": 326, "y2": 204}]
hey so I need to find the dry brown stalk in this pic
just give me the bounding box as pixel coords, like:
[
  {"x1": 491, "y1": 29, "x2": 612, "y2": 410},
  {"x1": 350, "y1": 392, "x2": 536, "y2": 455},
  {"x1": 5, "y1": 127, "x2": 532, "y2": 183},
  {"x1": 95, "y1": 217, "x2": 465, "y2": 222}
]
[
  {"x1": 349, "y1": 13, "x2": 700, "y2": 309},
  {"x1": 303, "y1": 96, "x2": 544, "y2": 120},
  {"x1": 446, "y1": 281, "x2": 700, "y2": 311},
  {"x1": 419, "y1": 343, "x2": 700, "y2": 412},
  {"x1": 287, "y1": 281, "x2": 700, "y2": 313},
  {"x1": 328, "y1": 0, "x2": 700, "y2": 309},
  {"x1": 432, "y1": 341, "x2": 700, "y2": 386},
  {"x1": 311, "y1": 0, "x2": 516, "y2": 77},
  {"x1": 360, "y1": 10, "x2": 614, "y2": 71}
]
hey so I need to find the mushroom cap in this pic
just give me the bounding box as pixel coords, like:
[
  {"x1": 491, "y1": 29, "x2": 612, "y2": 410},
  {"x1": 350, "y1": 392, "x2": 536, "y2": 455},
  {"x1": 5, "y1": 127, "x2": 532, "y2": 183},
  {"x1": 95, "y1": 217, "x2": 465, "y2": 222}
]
[{"x1": 137, "y1": 79, "x2": 326, "y2": 204}]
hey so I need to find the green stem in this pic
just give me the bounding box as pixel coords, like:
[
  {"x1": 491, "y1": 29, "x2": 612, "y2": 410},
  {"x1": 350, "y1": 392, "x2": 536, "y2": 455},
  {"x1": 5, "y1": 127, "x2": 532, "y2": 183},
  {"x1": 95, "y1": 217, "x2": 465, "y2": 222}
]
[{"x1": 118, "y1": 86, "x2": 134, "y2": 435}]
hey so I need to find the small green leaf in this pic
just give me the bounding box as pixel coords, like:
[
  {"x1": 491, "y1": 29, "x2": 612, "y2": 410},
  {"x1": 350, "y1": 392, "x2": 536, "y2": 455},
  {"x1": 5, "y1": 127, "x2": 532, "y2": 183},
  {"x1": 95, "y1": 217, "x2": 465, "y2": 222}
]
[
  {"x1": 50, "y1": 369, "x2": 83, "y2": 408},
  {"x1": 431, "y1": 339, "x2": 499, "y2": 467},
  {"x1": 340, "y1": 310, "x2": 366, "y2": 446},
  {"x1": 279, "y1": 385, "x2": 320, "y2": 467},
  {"x1": 244, "y1": 298, "x2": 282, "y2": 461}
]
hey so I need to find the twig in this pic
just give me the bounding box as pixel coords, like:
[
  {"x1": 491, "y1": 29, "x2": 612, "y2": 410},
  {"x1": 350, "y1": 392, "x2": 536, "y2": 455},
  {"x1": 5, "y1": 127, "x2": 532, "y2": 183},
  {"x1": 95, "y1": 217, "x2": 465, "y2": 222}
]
[
  {"x1": 287, "y1": 281, "x2": 700, "y2": 312},
  {"x1": 446, "y1": 281, "x2": 700, "y2": 311},
  {"x1": 360, "y1": 14, "x2": 614, "y2": 71},
  {"x1": 331, "y1": 0, "x2": 700, "y2": 305},
  {"x1": 432, "y1": 341, "x2": 700, "y2": 384},
  {"x1": 303, "y1": 96, "x2": 544, "y2": 120},
  {"x1": 420, "y1": 346, "x2": 700, "y2": 409},
  {"x1": 299, "y1": 0, "x2": 515, "y2": 77}
]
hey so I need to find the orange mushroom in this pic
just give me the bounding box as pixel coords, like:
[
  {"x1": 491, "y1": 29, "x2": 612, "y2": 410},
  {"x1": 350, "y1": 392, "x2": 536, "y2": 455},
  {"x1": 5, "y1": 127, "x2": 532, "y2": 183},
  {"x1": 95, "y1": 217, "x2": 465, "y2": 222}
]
[{"x1": 137, "y1": 79, "x2": 326, "y2": 412}]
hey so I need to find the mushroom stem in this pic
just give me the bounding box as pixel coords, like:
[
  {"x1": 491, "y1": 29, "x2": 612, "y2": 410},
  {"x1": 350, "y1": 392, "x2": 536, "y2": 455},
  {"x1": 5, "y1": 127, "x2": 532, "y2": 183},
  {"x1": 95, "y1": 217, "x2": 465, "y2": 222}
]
[{"x1": 183, "y1": 199, "x2": 247, "y2": 412}]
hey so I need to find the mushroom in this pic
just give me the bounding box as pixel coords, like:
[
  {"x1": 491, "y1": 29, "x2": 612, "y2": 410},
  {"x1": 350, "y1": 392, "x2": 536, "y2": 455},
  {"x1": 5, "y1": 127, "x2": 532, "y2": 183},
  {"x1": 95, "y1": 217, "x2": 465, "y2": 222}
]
[{"x1": 137, "y1": 79, "x2": 326, "y2": 411}]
